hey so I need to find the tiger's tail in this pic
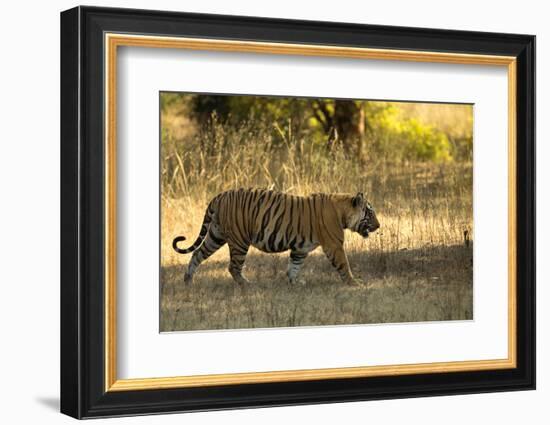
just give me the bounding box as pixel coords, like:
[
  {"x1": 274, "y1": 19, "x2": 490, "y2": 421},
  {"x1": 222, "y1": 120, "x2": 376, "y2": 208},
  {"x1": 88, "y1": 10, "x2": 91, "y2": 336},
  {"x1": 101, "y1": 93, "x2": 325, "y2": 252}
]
[{"x1": 172, "y1": 205, "x2": 214, "y2": 254}]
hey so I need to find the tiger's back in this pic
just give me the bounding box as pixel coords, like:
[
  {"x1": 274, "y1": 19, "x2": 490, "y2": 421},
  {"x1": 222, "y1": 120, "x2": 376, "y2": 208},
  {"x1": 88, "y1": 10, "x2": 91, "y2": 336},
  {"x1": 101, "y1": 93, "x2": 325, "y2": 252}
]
[{"x1": 216, "y1": 189, "x2": 323, "y2": 254}]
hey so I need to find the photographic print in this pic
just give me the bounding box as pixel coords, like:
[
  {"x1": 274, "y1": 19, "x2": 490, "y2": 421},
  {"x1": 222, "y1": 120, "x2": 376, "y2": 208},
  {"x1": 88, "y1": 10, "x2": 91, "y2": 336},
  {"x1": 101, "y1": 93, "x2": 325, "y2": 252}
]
[
  {"x1": 160, "y1": 93, "x2": 474, "y2": 332},
  {"x1": 61, "y1": 9, "x2": 535, "y2": 417}
]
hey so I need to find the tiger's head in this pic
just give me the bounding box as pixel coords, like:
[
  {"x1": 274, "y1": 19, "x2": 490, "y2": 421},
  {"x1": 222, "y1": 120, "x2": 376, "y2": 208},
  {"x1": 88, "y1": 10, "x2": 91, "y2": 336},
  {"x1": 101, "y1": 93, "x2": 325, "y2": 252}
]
[{"x1": 346, "y1": 192, "x2": 380, "y2": 238}]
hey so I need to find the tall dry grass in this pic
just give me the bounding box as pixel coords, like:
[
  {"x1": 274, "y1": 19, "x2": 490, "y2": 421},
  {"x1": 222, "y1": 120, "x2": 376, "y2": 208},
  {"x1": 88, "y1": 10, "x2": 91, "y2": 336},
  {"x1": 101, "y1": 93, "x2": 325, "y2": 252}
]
[{"x1": 160, "y1": 115, "x2": 473, "y2": 332}]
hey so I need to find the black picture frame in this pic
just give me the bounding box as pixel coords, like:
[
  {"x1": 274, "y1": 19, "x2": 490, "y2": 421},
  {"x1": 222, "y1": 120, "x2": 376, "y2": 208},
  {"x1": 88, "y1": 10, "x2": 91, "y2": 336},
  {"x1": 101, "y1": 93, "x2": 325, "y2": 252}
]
[{"x1": 61, "y1": 5, "x2": 535, "y2": 419}]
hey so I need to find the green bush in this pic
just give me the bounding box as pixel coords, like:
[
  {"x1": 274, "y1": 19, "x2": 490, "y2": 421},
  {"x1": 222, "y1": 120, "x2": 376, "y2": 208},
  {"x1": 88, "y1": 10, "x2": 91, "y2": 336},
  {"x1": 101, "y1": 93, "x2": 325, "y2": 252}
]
[{"x1": 368, "y1": 105, "x2": 452, "y2": 162}]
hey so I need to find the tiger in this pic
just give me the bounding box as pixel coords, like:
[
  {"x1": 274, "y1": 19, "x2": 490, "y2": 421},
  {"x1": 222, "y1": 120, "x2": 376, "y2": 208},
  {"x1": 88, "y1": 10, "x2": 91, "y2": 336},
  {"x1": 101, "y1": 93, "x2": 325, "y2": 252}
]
[{"x1": 172, "y1": 188, "x2": 380, "y2": 286}]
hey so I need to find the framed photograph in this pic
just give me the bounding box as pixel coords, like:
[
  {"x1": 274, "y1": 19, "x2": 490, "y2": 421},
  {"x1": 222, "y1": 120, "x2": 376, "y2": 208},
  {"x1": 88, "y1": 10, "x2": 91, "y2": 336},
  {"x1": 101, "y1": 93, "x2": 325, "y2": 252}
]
[{"x1": 60, "y1": 6, "x2": 535, "y2": 419}]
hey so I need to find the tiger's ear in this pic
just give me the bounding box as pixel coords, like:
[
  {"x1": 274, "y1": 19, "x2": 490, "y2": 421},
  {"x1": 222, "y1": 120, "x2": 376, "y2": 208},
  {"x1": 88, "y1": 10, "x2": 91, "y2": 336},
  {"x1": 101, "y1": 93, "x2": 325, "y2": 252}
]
[{"x1": 352, "y1": 192, "x2": 364, "y2": 208}]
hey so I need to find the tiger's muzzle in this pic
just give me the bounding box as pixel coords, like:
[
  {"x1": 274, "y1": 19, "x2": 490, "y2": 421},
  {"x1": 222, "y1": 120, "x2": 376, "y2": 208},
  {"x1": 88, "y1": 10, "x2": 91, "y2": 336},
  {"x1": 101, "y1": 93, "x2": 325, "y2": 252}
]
[{"x1": 357, "y1": 218, "x2": 380, "y2": 238}]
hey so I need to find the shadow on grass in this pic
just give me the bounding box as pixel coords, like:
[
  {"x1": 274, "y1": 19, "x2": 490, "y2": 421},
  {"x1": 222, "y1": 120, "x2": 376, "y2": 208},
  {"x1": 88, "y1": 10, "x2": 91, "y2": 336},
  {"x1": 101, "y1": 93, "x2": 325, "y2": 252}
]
[
  {"x1": 162, "y1": 244, "x2": 472, "y2": 287},
  {"x1": 160, "y1": 243, "x2": 473, "y2": 331}
]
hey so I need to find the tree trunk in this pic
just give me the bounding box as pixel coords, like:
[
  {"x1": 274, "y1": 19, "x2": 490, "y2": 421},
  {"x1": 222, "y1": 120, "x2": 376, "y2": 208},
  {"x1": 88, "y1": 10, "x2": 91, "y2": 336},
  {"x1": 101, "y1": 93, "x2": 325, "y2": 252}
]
[{"x1": 334, "y1": 100, "x2": 365, "y2": 156}]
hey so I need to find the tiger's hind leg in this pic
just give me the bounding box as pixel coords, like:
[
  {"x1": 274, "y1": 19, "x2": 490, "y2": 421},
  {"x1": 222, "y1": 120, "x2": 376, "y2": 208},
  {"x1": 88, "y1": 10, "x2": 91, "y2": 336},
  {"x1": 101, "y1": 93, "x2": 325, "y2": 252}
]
[
  {"x1": 227, "y1": 242, "x2": 250, "y2": 286},
  {"x1": 287, "y1": 250, "x2": 308, "y2": 285},
  {"x1": 185, "y1": 225, "x2": 226, "y2": 285}
]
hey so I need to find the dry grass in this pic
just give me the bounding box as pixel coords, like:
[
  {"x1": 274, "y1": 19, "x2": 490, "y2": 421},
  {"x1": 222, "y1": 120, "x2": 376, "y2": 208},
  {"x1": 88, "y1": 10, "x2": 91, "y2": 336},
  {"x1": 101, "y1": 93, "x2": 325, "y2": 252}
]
[
  {"x1": 160, "y1": 245, "x2": 472, "y2": 332},
  {"x1": 160, "y1": 161, "x2": 473, "y2": 332}
]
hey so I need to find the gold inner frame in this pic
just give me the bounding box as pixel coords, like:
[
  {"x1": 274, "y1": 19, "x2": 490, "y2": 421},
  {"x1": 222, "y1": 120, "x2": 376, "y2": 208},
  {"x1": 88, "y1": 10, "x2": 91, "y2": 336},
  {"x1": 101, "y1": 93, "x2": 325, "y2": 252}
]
[{"x1": 104, "y1": 33, "x2": 517, "y2": 392}]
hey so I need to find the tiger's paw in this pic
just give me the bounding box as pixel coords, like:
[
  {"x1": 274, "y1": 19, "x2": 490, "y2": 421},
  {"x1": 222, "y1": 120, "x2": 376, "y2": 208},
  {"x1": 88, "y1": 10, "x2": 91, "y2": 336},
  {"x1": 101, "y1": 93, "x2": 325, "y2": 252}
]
[
  {"x1": 288, "y1": 277, "x2": 306, "y2": 286},
  {"x1": 184, "y1": 273, "x2": 194, "y2": 285},
  {"x1": 347, "y1": 277, "x2": 365, "y2": 287},
  {"x1": 235, "y1": 277, "x2": 251, "y2": 287}
]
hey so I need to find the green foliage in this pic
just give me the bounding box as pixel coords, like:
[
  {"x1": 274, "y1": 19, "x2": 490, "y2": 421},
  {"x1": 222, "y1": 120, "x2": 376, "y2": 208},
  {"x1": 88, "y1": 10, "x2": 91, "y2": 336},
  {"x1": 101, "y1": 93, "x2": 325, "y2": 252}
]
[
  {"x1": 367, "y1": 105, "x2": 452, "y2": 162},
  {"x1": 160, "y1": 92, "x2": 184, "y2": 112},
  {"x1": 160, "y1": 93, "x2": 473, "y2": 182},
  {"x1": 188, "y1": 95, "x2": 329, "y2": 146}
]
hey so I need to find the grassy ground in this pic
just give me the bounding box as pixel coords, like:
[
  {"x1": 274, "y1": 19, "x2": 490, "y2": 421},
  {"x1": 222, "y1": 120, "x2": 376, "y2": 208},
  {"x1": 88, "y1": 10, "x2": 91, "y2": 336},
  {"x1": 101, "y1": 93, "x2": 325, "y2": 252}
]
[
  {"x1": 160, "y1": 244, "x2": 472, "y2": 332},
  {"x1": 160, "y1": 163, "x2": 473, "y2": 332}
]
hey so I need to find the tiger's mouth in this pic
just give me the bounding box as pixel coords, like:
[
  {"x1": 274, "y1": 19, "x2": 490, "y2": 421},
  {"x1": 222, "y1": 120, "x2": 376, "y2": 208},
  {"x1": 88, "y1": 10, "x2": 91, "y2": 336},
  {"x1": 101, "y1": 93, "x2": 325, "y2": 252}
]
[
  {"x1": 357, "y1": 221, "x2": 379, "y2": 238},
  {"x1": 357, "y1": 222, "x2": 371, "y2": 238}
]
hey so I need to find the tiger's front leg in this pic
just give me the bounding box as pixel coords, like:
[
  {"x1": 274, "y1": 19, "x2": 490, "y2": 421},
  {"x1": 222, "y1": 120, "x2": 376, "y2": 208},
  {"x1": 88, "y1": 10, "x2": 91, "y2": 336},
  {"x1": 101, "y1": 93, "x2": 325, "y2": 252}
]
[
  {"x1": 322, "y1": 243, "x2": 363, "y2": 286},
  {"x1": 287, "y1": 250, "x2": 308, "y2": 285}
]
